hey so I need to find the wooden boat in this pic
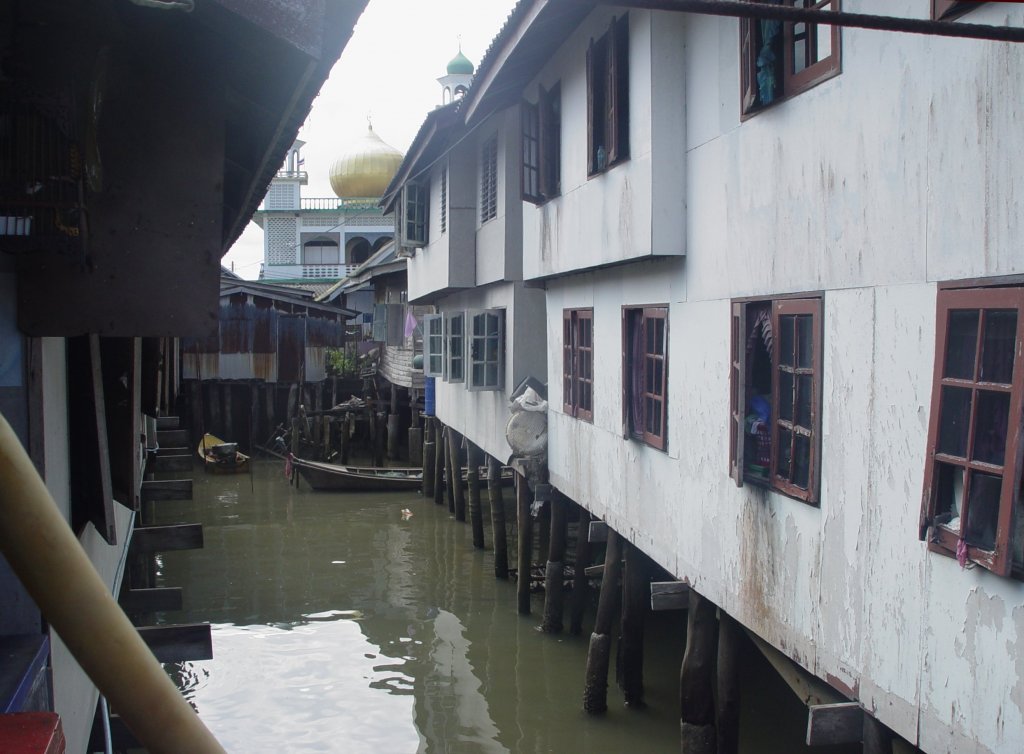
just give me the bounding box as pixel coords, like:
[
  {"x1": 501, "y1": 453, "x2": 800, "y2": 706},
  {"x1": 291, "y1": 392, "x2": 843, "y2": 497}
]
[
  {"x1": 198, "y1": 433, "x2": 250, "y2": 474},
  {"x1": 291, "y1": 457, "x2": 422, "y2": 491},
  {"x1": 291, "y1": 456, "x2": 515, "y2": 492}
]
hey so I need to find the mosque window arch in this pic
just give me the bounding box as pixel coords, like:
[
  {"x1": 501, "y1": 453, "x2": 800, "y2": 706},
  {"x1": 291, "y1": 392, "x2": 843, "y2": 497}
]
[{"x1": 303, "y1": 237, "x2": 339, "y2": 264}]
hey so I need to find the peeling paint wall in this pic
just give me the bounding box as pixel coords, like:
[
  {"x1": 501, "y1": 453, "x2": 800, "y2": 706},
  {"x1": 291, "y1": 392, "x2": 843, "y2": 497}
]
[{"x1": 534, "y1": 2, "x2": 1024, "y2": 752}]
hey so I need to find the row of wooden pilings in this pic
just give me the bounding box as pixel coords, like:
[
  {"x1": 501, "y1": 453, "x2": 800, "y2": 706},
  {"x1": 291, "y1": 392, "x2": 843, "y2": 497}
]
[
  {"x1": 419, "y1": 416, "x2": 738, "y2": 752},
  {"x1": 420, "y1": 416, "x2": 897, "y2": 754}
]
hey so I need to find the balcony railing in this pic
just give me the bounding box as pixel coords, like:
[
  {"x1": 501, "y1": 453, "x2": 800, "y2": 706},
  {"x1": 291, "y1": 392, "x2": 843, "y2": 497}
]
[
  {"x1": 300, "y1": 197, "x2": 384, "y2": 212},
  {"x1": 275, "y1": 169, "x2": 308, "y2": 182}
]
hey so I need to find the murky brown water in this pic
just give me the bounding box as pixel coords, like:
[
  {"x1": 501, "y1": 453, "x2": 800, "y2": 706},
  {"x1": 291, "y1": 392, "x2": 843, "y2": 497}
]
[{"x1": 153, "y1": 459, "x2": 685, "y2": 753}]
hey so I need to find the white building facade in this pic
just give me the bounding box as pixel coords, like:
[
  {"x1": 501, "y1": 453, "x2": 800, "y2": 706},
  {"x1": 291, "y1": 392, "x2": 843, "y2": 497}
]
[{"x1": 443, "y1": 1, "x2": 1024, "y2": 752}]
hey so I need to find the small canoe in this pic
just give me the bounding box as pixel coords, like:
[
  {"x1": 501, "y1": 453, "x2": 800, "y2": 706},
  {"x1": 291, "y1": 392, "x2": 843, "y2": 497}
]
[
  {"x1": 198, "y1": 433, "x2": 250, "y2": 474},
  {"x1": 291, "y1": 456, "x2": 515, "y2": 492}
]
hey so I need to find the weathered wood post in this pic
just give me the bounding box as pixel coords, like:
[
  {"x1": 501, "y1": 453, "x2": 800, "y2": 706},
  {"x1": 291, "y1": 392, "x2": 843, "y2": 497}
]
[
  {"x1": 374, "y1": 412, "x2": 387, "y2": 467},
  {"x1": 387, "y1": 384, "x2": 400, "y2": 460},
  {"x1": 618, "y1": 541, "x2": 651, "y2": 708},
  {"x1": 408, "y1": 414, "x2": 423, "y2": 467},
  {"x1": 448, "y1": 428, "x2": 466, "y2": 522},
  {"x1": 208, "y1": 382, "x2": 221, "y2": 437},
  {"x1": 312, "y1": 383, "x2": 323, "y2": 449},
  {"x1": 487, "y1": 456, "x2": 508, "y2": 578},
  {"x1": 516, "y1": 472, "x2": 533, "y2": 615},
  {"x1": 583, "y1": 528, "x2": 622, "y2": 714},
  {"x1": 339, "y1": 413, "x2": 351, "y2": 464},
  {"x1": 680, "y1": 589, "x2": 718, "y2": 753},
  {"x1": 421, "y1": 418, "x2": 435, "y2": 497},
  {"x1": 265, "y1": 384, "x2": 275, "y2": 440},
  {"x1": 321, "y1": 416, "x2": 331, "y2": 460},
  {"x1": 862, "y1": 715, "x2": 894, "y2": 754},
  {"x1": 443, "y1": 427, "x2": 457, "y2": 514},
  {"x1": 286, "y1": 382, "x2": 299, "y2": 425},
  {"x1": 249, "y1": 383, "x2": 259, "y2": 452},
  {"x1": 570, "y1": 505, "x2": 593, "y2": 635},
  {"x1": 466, "y1": 442, "x2": 484, "y2": 549},
  {"x1": 189, "y1": 380, "x2": 203, "y2": 448},
  {"x1": 433, "y1": 420, "x2": 446, "y2": 505},
  {"x1": 716, "y1": 611, "x2": 741, "y2": 754},
  {"x1": 541, "y1": 492, "x2": 568, "y2": 634}
]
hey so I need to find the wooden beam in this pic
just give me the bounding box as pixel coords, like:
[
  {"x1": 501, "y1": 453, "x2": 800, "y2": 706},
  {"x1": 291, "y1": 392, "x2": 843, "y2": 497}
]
[
  {"x1": 584, "y1": 564, "x2": 605, "y2": 578},
  {"x1": 588, "y1": 520, "x2": 608, "y2": 543},
  {"x1": 745, "y1": 630, "x2": 846, "y2": 708},
  {"x1": 149, "y1": 454, "x2": 192, "y2": 473},
  {"x1": 155, "y1": 416, "x2": 180, "y2": 430},
  {"x1": 156, "y1": 429, "x2": 189, "y2": 447},
  {"x1": 130, "y1": 523, "x2": 204, "y2": 553},
  {"x1": 650, "y1": 580, "x2": 690, "y2": 611},
  {"x1": 140, "y1": 479, "x2": 192, "y2": 503},
  {"x1": 120, "y1": 587, "x2": 184, "y2": 613},
  {"x1": 806, "y1": 702, "x2": 864, "y2": 746},
  {"x1": 137, "y1": 624, "x2": 213, "y2": 663}
]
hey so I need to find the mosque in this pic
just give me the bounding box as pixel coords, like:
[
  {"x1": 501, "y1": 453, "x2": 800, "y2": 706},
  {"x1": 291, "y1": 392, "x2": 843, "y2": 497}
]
[{"x1": 250, "y1": 46, "x2": 474, "y2": 296}]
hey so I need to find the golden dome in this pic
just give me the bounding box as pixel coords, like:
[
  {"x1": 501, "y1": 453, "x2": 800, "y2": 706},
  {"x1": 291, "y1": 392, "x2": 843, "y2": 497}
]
[{"x1": 329, "y1": 126, "x2": 403, "y2": 199}]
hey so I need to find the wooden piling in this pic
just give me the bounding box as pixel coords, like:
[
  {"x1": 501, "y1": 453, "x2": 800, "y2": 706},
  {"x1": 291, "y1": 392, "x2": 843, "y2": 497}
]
[
  {"x1": 541, "y1": 493, "x2": 568, "y2": 634},
  {"x1": 189, "y1": 381, "x2": 203, "y2": 449},
  {"x1": 250, "y1": 383, "x2": 259, "y2": 452},
  {"x1": 433, "y1": 420, "x2": 446, "y2": 505},
  {"x1": 443, "y1": 427, "x2": 456, "y2": 513},
  {"x1": 467, "y1": 442, "x2": 484, "y2": 549},
  {"x1": 374, "y1": 412, "x2": 387, "y2": 467},
  {"x1": 387, "y1": 414, "x2": 401, "y2": 460},
  {"x1": 287, "y1": 383, "x2": 298, "y2": 423},
  {"x1": 339, "y1": 414, "x2": 351, "y2": 464},
  {"x1": 583, "y1": 528, "x2": 622, "y2": 715},
  {"x1": 208, "y1": 382, "x2": 221, "y2": 436},
  {"x1": 716, "y1": 611, "x2": 741, "y2": 754},
  {"x1": 448, "y1": 428, "x2": 466, "y2": 522},
  {"x1": 487, "y1": 456, "x2": 508, "y2": 579},
  {"x1": 679, "y1": 589, "x2": 718, "y2": 753},
  {"x1": 570, "y1": 505, "x2": 593, "y2": 635},
  {"x1": 321, "y1": 416, "x2": 331, "y2": 461},
  {"x1": 862, "y1": 714, "x2": 894, "y2": 754},
  {"x1": 516, "y1": 473, "x2": 533, "y2": 615},
  {"x1": 421, "y1": 420, "x2": 435, "y2": 497},
  {"x1": 408, "y1": 427, "x2": 422, "y2": 467},
  {"x1": 618, "y1": 541, "x2": 650, "y2": 707},
  {"x1": 265, "y1": 384, "x2": 275, "y2": 439},
  {"x1": 313, "y1": 384, "x2": 323, "y2": 449}
]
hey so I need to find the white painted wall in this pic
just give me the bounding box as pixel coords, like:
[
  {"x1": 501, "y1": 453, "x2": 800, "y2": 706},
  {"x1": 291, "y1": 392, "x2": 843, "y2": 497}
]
[
  {"x1": 536, "y1": 2, "x2": 1024, "y2": 751},
  {"x1": 521, "y1": 8, "x2": 687, "y2": 282}
]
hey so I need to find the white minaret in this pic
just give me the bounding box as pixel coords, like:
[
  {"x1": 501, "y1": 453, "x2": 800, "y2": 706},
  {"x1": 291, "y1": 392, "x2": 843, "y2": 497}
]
[{"x1": 437, "y1": 42, "x2": 475, "y2": 105}]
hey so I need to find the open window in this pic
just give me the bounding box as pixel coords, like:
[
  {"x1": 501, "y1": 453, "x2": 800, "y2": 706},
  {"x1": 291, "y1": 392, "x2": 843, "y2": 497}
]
[
  {"x1": 587, "y1": 15, "x2": 629, "y2": 176},
  {"x1": 468, "y1": 309, "x2": 504, "y2": 392},
  {"x1": 522, "y1": 84, "x2": 561, "y2": 204},
  {"x1": 563, "y1": 308, "x2": 593, "y2": 421},
  {"x1": 480, "y1": 137, "x2": 498, "y2": 224},
  {"x1": 920, "y1": 285, "x2": 1024, "y2": 577},
  {"x1": 401, "y1": 181, "x2": 428, "y2": 248},
  {"x1": 445, "y1": 311, "x2": 465, "y2": 383},
  {"x1": 623, "y1": 306, "x2": 667, "y2": 450},
  {"x1": 740, "y1": 0, "x2": 840, "y2": 116},
  {"x1": 730, "y1": 296, "x2": 822, "y2": 504},
  {"x1": 423, "y1": 314, "x2": 444, "y2": 378}
]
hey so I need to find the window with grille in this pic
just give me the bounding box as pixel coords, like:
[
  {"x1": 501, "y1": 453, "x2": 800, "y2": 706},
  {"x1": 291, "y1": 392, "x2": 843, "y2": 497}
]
[
  {"x1": 920, "y1": 285, "x2": 1024, "y2": 577},
  {"x1": 563, "y1": 309, "x2": 593, "y2": 421},
  {"x1": 623, "y1": 307, "x2": 667, "y2": 450},
  {"x1": 480, "y1": 137, "x2": 498, "y2": 224},
  {"x1": 468, "y1": 309, "x2": 504, "y2": 391}
]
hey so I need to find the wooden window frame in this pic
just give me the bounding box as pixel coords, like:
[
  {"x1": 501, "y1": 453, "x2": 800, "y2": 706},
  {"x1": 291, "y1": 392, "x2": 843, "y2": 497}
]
[
  {"x1": 522, "y1": 100, "x2": 541, "y2": 203},
  {"x1": 920, "y1": 286, "x2": 1024, "y2": 577},
  {"x1": 423, "y1": 314, "x2": 444, "y2": 378},
  {"x1": 729, "y1": 296, "x2": 823, "y2": 505},
  {"x1": 933, "y1": 1, "x2": 986, "y2": 20},
  {"x1": 480, "y1": 137, "x2": 498, "y2": 224},
  {"x1": 740, "y1": 0, "x2": 841, "y2": 118},
  {"x1": 622, "y1": 306, "x2": 668, "y2": 451},
  {"x1": 563, "y1": 308, "x2": 594, "y2": 422},
  {"x1": 445, "y1": 310, "x2": 465, "y2": 384},
  {"x1": 468, "y1": 309, "x2": 505, "y2": 392},
  {"x1": 402, "y1": 181, "x2": 428, "y2": 247},
  {"x1": 540, "y1": 83, "x2": 561, "y2": 200},
  {"x1": 587, "y1": 14, "x2": 630, "y2": 177}
]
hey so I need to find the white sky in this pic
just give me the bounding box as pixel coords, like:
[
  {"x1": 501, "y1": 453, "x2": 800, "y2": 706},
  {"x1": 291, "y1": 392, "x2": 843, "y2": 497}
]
[{"x1": 222, "y1": 0, "x2": 519, "y2": 280}]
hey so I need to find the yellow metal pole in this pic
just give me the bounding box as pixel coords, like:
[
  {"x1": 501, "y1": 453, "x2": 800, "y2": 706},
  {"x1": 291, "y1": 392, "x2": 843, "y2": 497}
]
[{"x1": 0, "y1": 413, "x2": 226, "y2": 754}]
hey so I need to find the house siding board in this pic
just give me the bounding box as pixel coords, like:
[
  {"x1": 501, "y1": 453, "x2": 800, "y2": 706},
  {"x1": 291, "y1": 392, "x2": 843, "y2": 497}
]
[{"x1": 277, "y1": 314, "x2": 305, "y2": 383}]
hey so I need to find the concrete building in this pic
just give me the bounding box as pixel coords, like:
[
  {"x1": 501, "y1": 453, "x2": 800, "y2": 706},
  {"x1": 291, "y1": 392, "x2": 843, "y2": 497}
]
[{"x1": 399, "y1": 1, "x2": 1024, "y2": 752}]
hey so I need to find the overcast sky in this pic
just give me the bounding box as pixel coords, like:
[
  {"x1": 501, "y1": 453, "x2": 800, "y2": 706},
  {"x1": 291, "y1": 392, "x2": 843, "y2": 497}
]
[{"x1": 222, "y1": 0, "x2": 519, "y2": 279}]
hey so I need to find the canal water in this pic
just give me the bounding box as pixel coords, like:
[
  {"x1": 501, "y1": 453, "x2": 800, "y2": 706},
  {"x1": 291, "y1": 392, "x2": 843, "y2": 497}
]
[{"x1": 153, "y1": 459, "x2": 850, "y2": 753}]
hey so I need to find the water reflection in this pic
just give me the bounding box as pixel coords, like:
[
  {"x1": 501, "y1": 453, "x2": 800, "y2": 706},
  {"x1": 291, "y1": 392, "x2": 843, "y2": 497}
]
[{"x1": 154, "y1": 460, "x2": 683, "y2": 753}]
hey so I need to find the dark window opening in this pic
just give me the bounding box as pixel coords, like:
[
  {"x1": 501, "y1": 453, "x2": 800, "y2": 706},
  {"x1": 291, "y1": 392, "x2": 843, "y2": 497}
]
[
  {"x1": 624, "y1": 306, "x2": 667, "y2": 450},
  {"x1": 563, "y1": 308, "x2": 593, "y2": 422},
  {"x1": 587, "y1": 15, "x2": 629, "y2": 176}
]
